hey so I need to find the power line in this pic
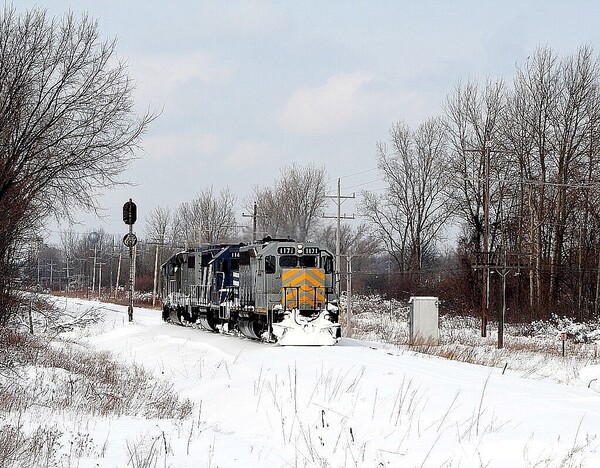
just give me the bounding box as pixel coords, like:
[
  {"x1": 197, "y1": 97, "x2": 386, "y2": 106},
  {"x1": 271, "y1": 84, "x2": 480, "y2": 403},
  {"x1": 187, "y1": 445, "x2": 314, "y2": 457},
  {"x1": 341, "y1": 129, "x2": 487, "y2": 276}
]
[
  {"x1": 461, "y1": 176, "x2": 600, "y2": 188},
  {"x1": 344, "y1": 178, "x2": 384, "y2": 190},
  {"x1": 524, "y1": 179, "x2": 600, "y2": 188},
  {"x1": 340, "y1": 167, "x2": 379, "y2": 179}
]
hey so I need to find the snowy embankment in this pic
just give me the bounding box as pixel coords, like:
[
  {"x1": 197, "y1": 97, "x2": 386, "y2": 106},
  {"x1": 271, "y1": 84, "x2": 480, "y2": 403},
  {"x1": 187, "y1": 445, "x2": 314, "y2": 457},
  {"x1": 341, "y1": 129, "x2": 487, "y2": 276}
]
[
  {"x1": 3, "y1": 296, "x2": 600, "y2": 467},
  {"x1": 349, "y1": 295, "x2": 600, "y2": 389}
]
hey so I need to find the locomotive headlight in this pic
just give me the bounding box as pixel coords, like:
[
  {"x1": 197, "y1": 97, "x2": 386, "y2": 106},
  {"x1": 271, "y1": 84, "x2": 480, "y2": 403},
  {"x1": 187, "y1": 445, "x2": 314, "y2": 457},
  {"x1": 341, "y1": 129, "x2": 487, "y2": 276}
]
[{"x1": 297, "y1": 243, "x2": 303, "y2": 254}]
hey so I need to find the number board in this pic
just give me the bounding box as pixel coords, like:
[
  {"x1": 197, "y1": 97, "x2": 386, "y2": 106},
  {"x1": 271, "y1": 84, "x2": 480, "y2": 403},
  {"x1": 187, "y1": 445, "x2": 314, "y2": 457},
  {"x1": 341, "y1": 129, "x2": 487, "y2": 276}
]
[
  {"x1": 303, "y1": 247, "x2": 319, "y2": 255},
  {"x1": 231, "y1": 252, "x2": 240, "y2": 258},
  {"x1": 277, "y1": 247, "x2": 296, "y2": 254}
]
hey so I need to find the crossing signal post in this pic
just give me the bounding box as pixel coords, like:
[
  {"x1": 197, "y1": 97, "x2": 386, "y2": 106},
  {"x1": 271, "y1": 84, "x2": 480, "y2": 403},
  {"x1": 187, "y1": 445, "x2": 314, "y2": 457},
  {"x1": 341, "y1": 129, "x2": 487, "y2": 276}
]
[{"x1": 123, "y1": 199, "x2": 137, "y2": 322}]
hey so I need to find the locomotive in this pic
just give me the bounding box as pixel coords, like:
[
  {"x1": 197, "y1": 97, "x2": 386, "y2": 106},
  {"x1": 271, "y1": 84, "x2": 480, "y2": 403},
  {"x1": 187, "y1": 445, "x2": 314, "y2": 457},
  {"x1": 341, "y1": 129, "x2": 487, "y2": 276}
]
[{"x1": 160, "y1": 237, "x2": 342, "y2": 346}]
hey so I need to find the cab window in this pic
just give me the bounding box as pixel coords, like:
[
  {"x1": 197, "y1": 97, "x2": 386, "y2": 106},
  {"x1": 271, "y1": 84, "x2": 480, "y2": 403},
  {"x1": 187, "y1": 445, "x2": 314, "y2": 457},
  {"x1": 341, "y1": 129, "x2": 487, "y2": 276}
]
[
  {"x1": 265, "y1": 255, "x2": 276, "y2": 274},
  {"x1": 279, "y1": 256, "x2": 297, "y2": 268},
  {"x1": 322, "y1": 256, "x2": 333, "y2": 274},
  {"x1": 299, "y1": 256, "x2": 317, "y2": 267},
  {"x1": 279, "y1": 256, "x2": 318, "y2": 268}
]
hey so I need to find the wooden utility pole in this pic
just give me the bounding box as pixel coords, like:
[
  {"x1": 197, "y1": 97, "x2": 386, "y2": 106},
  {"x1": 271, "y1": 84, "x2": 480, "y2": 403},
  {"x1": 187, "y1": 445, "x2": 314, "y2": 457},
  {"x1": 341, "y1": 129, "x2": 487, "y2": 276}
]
[
  {"x1": 465, "y1": 146, "x2": 497, "y2": 338},
  {"x1": 495, "y1": 250, "x2": 509, "y2": 349},
  {"x1": 97, "y1": 262, "x2": 106, "y2": 298},
  {"x1": 346, "y1": 252, "x2": 353, "y2": 337},
  {"x1": 115, "y1": 252, "x2": 122, "y2": 299},
  {"x1": 148, "y1": 237, "x2": 169, "y2": 308},
  {"x1": 242, "y1": 202, "x2": 259, "y2": 241},
  {"x1": 324, "y1": 178, "x2": 355, "y2": 295},
  {"x1": 482, "y1": 146, "x2": 490, "y2": 337},
  {"x1": 344, "y1": 252, "x2": 363, "y2": 337},
  {"x1": 65, "y1": 256, "x2": 70, "y2": 293},
  {"x1": 153, "y1": 243, "x2": 159, "y2": 307}
]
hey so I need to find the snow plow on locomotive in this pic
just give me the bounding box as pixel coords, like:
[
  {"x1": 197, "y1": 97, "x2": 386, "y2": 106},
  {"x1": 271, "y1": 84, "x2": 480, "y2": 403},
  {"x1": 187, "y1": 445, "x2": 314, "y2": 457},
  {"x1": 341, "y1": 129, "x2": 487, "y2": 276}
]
[{"x1": 160, "y1": 237, "x2": 342, "y2": 346}]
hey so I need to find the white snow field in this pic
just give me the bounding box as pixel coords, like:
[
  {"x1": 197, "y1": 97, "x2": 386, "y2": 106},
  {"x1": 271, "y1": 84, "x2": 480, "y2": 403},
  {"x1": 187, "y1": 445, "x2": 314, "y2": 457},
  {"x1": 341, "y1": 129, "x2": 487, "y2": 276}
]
[{"x1": 21, "y1": 297, "x2": 600, "y2": 466}]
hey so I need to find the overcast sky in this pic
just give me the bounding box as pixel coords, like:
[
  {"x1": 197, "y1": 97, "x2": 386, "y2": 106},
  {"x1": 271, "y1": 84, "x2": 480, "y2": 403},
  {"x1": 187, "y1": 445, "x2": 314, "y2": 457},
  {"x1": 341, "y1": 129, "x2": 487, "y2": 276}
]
[{"x1": 15, "y1": 0, "x2": 600, "y2": 242}]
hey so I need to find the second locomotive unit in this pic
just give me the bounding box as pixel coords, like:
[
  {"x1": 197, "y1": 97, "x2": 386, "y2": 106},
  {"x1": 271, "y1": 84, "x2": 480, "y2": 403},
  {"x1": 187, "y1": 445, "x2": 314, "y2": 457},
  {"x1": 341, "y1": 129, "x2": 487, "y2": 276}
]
[{"x1": 160, "y1": 237, "x2": 341, "y2": 346}]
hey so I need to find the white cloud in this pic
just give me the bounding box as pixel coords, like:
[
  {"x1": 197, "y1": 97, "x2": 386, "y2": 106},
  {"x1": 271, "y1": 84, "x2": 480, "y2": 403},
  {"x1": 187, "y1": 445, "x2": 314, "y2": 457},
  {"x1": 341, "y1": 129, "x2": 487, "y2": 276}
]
[
  {"x1": 145, "y1": 133, "x2": 221, "y2": 160},
  {"x1": 280, "y1": 72, "x2": 378, "y2": 134},
  {"x1": 221, "y1": 1, "x2": 285, "y2": 35},
  {"x1": 132, "y1": 52, "x2": 235, "y2": 104},
  {"x1": 224, "y1": 142, "x2": 277, "y2": 170}
]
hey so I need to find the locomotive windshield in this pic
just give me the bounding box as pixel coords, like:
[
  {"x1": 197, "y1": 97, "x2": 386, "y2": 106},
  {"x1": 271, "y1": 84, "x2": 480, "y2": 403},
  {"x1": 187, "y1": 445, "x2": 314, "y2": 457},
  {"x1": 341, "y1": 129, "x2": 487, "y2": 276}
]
[{"x1": 279, "y1": 255, "x2": 318, "y2": 268}]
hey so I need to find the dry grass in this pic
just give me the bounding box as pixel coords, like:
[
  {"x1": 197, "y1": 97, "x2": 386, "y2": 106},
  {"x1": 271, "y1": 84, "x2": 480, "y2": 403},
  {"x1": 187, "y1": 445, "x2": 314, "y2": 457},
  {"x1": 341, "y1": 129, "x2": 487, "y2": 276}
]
[
  {"x1": 0, "y1": 326, "x2": 193, "y2": 468},
  {"x1": 10, "y1": 293, "x2": 104, "y2": 335},
  {"x1": 0, "y1": 327, "x2": 193, "y2": 419},
  {"x1": 0, "y1": 420, "x2": 63, "y2": 468},
  {"x1": 345, "y1": 295, "x2": 600, "y2": 384}
]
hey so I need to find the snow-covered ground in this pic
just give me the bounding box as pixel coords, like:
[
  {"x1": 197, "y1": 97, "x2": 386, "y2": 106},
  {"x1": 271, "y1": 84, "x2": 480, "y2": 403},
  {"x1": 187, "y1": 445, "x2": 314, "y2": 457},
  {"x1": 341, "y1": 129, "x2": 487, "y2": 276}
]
[{"x1": 4, "y1": 296, "x2": 600, "y2": 467}]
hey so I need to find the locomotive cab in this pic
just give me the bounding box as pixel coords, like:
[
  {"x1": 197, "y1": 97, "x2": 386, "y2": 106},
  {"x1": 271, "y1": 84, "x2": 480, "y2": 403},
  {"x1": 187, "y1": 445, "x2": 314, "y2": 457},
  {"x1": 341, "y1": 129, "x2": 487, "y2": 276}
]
[{"x1": 238, "y1": 239, "x2": 341, "y2": 345}]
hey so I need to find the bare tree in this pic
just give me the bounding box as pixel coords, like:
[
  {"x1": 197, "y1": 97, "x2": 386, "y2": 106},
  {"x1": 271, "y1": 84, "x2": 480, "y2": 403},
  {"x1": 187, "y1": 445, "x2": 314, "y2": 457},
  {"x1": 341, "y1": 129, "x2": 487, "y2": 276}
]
[
  {"x1": 0, "y1": 7, "x2": 153, "y2": 322},
  {"x1": 145, "y1": 206, "x2": 173, "y2": 246},
  {"x1": 360, "y1": 187, "x2": 408, "y2": 270},
  {"x1": 315, "y1": 221, "x2": 380, "y2": 274},
  {"x1": 145, "y1": 206, "x2": 173, "y2": 304},
  {"x1": 444, "y1": 79, "x2": 507, "y2": 254},
  {"x1": 316, "y1": 222, "x2": 380, "y2": 259},
  {"x1": 503, "y1": 45, "x2": 600, "y2": 314},
  {"x1": 251, "y1": 163, "x2": 328, "y2": 241},
  {"x1": 59, "y1": 230, "x2": 80, "y2": 291},
  {"x1": 441, "y1": 46, "x2": 600, "y2": 321},
  {"x1": 173, "y1": 186, "x2": 237, "y2": 245},
  {"x1": 361, "y1": 118, "x2": 452, "y2": 274}
]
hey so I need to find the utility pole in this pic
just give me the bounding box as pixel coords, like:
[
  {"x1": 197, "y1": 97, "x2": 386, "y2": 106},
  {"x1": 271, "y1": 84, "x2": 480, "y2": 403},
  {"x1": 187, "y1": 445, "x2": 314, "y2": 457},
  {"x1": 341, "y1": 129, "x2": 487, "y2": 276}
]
[
  {"x1": 496, "y1": 253, "x2": 508, "y2": 349},
  {"x1": 97, "y1": 262, "x2": 106, "y2": 299},
  {"x1": 490, "y1": 251, "x2": 532, "y2": 349},
  {"x1": 65, "y1": 256, "x2": 70, "y2": 293},
  {"x1": 115, "y1": 252, "x2": 122, "y2": 299},
  {"x1": 465, "y1": 146, "x2": 496, "y2": 338},
  {"x1": 345, "y1": 252, "x2": 359, "y2": 337},
  {"x1": 91, "y1": 244, "x2": 97, "y2": 294},
  {"x1": 88, "y1": 232, "x2": 100, "y2": 297},
  {"x1": 324, "y1": 178, "x2": 355, "y2": 295},
  {"x1": 153, "y1": 243, "x2": 159, "y2": 307},
  {"x1": 148, "y1": 237, "x2": 168, "y2": 307},
  {"x1": 474, "y1": 178, "x2": 532, "y2": 349},
  {"x1": 242, "y1": 202, "x2": 260, "y2": 241},
  {"x1": 37, "y1": 252, "x2": 40, "y2": 286},
  {"x1": 482, "y1": 146, "x2": 490, "y2": 337}
]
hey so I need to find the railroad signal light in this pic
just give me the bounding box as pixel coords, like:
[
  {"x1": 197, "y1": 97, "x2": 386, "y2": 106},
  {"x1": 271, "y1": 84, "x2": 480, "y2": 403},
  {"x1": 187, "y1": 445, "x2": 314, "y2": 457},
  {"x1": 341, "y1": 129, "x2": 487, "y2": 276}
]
[
  {"x1": 123, "y1": 198, "x2": 137, "y2": 323},
  {"x1": 123, "y1": 199, "x2": 137, "y2": 225}
]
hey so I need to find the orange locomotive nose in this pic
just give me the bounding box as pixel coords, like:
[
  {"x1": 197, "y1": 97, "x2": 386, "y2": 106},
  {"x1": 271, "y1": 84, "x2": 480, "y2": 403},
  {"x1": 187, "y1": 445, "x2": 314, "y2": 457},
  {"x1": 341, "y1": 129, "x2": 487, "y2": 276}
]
[{"x1": 281, "y1": 268, "x2": 326, "y2": 310}]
